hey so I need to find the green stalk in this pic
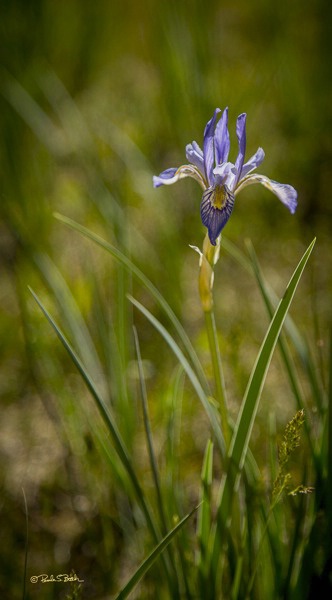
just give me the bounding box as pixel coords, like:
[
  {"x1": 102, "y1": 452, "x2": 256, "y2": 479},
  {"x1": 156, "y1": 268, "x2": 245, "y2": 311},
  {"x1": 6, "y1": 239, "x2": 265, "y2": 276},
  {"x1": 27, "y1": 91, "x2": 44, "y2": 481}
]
[
  {"x1": 197, "y1": 233, "x2": 231, "y2": 449},
  {"x1": 204, "y1": 308, "x2": 231, "y2": 449}
]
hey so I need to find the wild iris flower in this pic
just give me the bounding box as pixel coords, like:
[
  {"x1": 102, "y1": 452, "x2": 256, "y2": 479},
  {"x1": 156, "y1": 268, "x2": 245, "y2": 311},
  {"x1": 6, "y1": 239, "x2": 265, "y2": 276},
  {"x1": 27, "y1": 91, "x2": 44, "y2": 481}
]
[{"x1": 153, "y1": 108, "x2": 297, "y2": 245}]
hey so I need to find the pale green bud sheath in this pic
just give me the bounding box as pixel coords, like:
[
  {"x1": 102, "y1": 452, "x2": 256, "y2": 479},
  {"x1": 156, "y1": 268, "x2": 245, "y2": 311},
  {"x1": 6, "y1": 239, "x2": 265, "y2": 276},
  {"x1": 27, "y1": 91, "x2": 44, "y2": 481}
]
[{"x1": 198, "y1": 234, "x2": 220, "y2": 312}]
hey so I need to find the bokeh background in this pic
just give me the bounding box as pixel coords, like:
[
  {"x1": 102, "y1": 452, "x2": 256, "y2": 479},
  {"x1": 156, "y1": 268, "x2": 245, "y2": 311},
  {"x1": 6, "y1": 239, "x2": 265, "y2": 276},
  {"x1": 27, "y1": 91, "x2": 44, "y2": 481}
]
[{"x1": 1, "y1": 0, "x2": 331, "y2": 598}]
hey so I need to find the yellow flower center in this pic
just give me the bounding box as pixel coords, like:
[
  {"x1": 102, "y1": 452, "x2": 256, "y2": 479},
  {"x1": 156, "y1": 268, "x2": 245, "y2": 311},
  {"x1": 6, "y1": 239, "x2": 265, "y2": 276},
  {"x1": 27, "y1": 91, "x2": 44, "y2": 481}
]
[{"x1": 211, "y1": 184, "x2": 230, "y2": 210}]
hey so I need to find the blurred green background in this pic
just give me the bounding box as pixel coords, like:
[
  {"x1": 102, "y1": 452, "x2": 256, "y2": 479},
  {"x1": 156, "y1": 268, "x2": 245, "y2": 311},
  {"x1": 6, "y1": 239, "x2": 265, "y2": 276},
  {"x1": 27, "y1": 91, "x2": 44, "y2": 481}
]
[{"x1": 0, "y1": 0, "x2": 331, "y2": 598}]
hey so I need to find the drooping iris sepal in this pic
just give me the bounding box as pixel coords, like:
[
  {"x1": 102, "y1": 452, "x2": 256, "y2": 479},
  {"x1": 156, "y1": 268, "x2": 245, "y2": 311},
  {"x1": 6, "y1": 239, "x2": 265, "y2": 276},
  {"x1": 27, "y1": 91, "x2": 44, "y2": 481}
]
[{"x1": 200, "y1": 184, "x2": 235, "y2": 245}]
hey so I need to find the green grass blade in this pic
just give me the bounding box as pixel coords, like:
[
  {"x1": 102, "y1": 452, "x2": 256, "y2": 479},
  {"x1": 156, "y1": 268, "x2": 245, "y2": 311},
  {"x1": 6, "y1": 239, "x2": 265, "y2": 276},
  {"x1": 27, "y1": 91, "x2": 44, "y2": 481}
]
[
  {"x1": 211, "y1": 238, "x2": 316, "y2": 577},
  {"x1": 197, "y1": 439, "x2": 214, "y2": 583},
  {"x1": 28, "y1": 287, "x2": 160, "y2": 544},
  {"x1": 220, "y1": 238, "x2": 314, "y2": 470},
  {"x1": 127, "y1": 294, "x2": 225, "y2": 456},
  {"x1": 223, "y1": 236, "x2": 324, "y2": 415},
  {"x1": 133, "y1": 326, "x2": 188, "y2": 592},
  {"x1": 245, "y1": 241, "x2": 319, "y2": 464},
  {"x1": 54, "y1": 213, "x2": 209, "y2": 393},
  {"x1": 245, "y1": 239, "x2": 324, "y2": 414},
  {"x1": 114, "y1": 505, "x2": 199, "y2": 600},
  {"x1": 164, "y1": 367, "x2": 185, "y2": 512},
  {"x1": 204, "y1": 310, "x2": 230, "y2": 448},
  {"x1": 133, "y1": 326, "x2": 168, "y2": 535},
  {"x1": 34, "y1": 252, "x2": 105, "y2": 391},
  {"x1": 198, "y1": 439, "x2": 214, "y2": 545}
]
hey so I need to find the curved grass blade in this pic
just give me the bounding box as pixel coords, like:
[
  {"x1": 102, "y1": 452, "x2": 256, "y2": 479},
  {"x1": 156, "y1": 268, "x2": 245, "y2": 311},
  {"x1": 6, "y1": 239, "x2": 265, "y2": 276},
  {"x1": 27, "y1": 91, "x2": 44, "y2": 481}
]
[
  {"x1": 223, "y1": 236, "x2": 324, "y2": 415},
  {"x1": 197, "y1": 439, "x2": 214, "y2": 586},
  {"x1": 245, "y1": 241, "x2": 320, "y2": 467},
  {"x1": 204, "y1": 309, "x2": 230, "y2": 447},
  {"x1": 133, "y1": 326, "x2": 168, "y2": 534},
  {"x1": 245, "y1": 239, "x2": 324, "y2": 415},
  {"x1": 114, "y1": 504, "x2": 199, "y2": 600},
  {"x1": 54, "y1": 213, "x2": 209, "y2": 393},
  {"x1": 164, "y1": 366, "x2": 186, "y2": 513},
  {"x1": 127, "y1": 295, "x2": 225, "y2": 456},
  {"x1": 34, "y1": 252, "x2": 105, "y2": 392},
  {"x1": 198, "y1": 439, "x2": 214, "y2": 550},
  {"x1": 28, "y1": 288, "x2": 161, "y2": 545},
  {"x1": 133, "y1": 326, "x2": 190, "y2": 593},
  {"x1": 210, "y1": 238, "x2": 316, "y2": 579}
]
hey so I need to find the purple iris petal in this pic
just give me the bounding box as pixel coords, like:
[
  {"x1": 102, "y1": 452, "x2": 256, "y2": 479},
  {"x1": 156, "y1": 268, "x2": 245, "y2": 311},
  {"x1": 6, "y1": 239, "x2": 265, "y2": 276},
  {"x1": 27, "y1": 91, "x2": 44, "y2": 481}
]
[
  {"x1": 214, "y1": 107, "x2": 230, "y2": 165},
  {"x1": 186, "y1": 141, "x2": 204, "y2": 174},
  {"x1": 203, "y1": 108, "x2": 221, "y2": 186},
  {"x1": 240, "y1": 147, "x2": 265, "y2": 179},
  {"x1": 260, "y1": 178, "x2": 298, "y2": 214},
  {"x1": 200, "y1": 184, "x2": 235, "y2": 245},
  {"x1": 237, "y1": 174, "x2": 298, "y2": 214},
  {"x1": 153, "y1": 168, "x2": 178, "y2": 188},
  {"x1": 213, "y1": 161, "x2": 234, "y2": 185},
  {"x1": 234, "y1": 113, "x2": 247, "y2": 186}
]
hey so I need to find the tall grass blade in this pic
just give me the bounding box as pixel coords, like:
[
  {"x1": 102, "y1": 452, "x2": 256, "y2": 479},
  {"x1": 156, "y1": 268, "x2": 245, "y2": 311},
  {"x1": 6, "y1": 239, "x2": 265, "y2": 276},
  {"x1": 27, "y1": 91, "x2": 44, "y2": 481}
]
[
  {"x1": 114, "y1": 505, "x2": 199, "y2": 600},
  {"x1": 34, "y1": 252, "x2": 106, "y2": 394},
  {"x1": 164, "y1": 367, "x2": 185, "y2": 513},
  {"x1": 54, "y1": 213, "x2": 209, "y2": 393},
  {"x1": 133, "y1": 326, "x2": 189, "y2": 594},
  {"x1": 245, "y1": 241, "x2": 319, "y2": 464},
  {"x1": 133, "y1": 326, "x2": 168, "y2": 534},
  {"x1": 127, "y1": 295, "x2": 225, "y2": 456},
  {"x1": 197, "y1": 439, "x2": 213, "y2": 583},
  {"x1": 210, "y1": 239, "x2": 316, "y2": 580},
  {"x1": 223, "y1": 236, "x2": 324, "y2": 415},
  {"x1": 28, "y1": 288, "x2": 160, "y2": 542},
  {"x1": 204, "y1": 310, "x2": 230, "y2": 447}
]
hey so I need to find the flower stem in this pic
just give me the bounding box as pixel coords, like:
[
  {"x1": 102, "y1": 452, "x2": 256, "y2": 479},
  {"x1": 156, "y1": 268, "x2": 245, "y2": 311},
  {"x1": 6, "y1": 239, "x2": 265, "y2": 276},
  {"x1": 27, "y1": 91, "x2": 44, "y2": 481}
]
[
  {"x1": 204, "y1": 307, "x2": 231, "y2": 449},
  {"x1": 197, "y1": 234, "x2": 231, "y2": 449}
]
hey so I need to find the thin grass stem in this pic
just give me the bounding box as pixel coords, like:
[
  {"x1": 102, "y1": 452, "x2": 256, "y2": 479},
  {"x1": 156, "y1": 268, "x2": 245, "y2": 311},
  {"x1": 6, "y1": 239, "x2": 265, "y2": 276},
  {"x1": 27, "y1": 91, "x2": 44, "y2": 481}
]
[
  {"x1": 204, "y1": 309, "x2": 231, "y2": 449},
  {"x1": 133, "y1": 326, "x2": 168, "y2": 534}
]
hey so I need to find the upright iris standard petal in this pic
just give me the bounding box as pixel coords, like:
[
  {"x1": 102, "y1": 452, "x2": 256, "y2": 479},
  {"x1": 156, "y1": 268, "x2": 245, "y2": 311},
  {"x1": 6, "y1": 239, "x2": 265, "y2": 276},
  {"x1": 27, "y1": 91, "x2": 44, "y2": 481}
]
[
  {"x1": 200, "y1": 184, "x2": 235, "y2": 245},
  {"x1": 185, "y1": 141, "x2": 205, "y2": 174},
  {"x1": 234, "y1": 113, "x2": 247, "y2": 187},
  {"x1": 214, "y1": 107, "x2": 230, "y2": 165},
  {"x1": 203, "y1": 108, "x2": 221, "y2": 186},
  {"x1": 239, "y1": 147, "x2": 265, "y2": 180}
]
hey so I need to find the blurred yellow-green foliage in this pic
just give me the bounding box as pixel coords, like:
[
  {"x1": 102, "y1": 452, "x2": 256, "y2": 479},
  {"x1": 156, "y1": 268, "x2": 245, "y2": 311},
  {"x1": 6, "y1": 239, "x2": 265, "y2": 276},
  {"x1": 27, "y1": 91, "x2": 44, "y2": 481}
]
[{"x1": 0, "y1": 0, "x2": 331, "y2": 598}]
